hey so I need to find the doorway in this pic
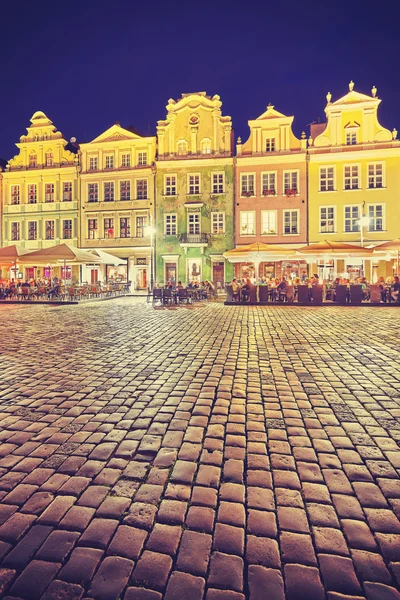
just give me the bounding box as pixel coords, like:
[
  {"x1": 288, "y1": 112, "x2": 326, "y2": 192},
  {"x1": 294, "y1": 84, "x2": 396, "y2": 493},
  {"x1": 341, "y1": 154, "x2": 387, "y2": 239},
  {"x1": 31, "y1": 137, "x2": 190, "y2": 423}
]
[
  {"x1": 212, "y1": 262, "x2": 225, "y2": 287},
  {"x1": 165, "y1": 262, "x2": 177, "y2": 285}
]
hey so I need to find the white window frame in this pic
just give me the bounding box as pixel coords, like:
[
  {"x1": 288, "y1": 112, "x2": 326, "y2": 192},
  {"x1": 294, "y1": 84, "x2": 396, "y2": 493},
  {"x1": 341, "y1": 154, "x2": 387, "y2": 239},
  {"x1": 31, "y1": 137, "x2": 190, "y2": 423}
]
[
  {"x1": 45, "y1": 219, "x2": 55, "y2": 240},
  {"x1": 344, "y1": 164, "x2": 361, "y2": 191},
  {"x1": 62, "y1": 219, "x2": 73, "y2": 240},
  {"x1": 63, "y1": 181, "x2": 73, "y2": 202},
  {"x1": 28, "y1": 184, "x2": 37, "y2": 204},
  {"x1": 120, "y1": 217, "x2": 131, "y2": 238},
  {"x1": 45, "y1": 152, "x2": 53, "y2": 167},
  {"x1": 367, "y1": 162, "x2": 385, "y2": 189},
  {"x1": 164, "y1": 174, "x2": 177, "y2": 196},
  {"x1": 265, "y1": 138, "x2": 276, "y2": 152},
  {"x1": 88, "y1": 218, "x2": 98, "y2": 240},
  {"x1": 211, "y1": 212, "x2": 225, "y2": 234},
  {"x1": 137, "y1": 151, "x2": 148, "y2": 166},
  {"x1": 44, "y1": 183, "x2": 55, "y2": 203},
  {"x1": 104, "y1": 217, "x2": 115, "y2": 239},
  {"x1": 121, "y1": 153, "x2": 131, "y2": 168},
  {"x1": 177, "y1": 140, "x2": 188, "y2": 156},
  {"x1": 283, "y1": 209, "x2": 300, "y2": 235},
  {"x1": 201, "y1": 138, "x2": 212, "y2": 154},
  {"x1": 240, "y1": 211, "x2": 256, "y2": 235},
  {"x1": 89, "y1": 156, "x2": 98, "y2": 171},
  {"x1": 11, "y1": 185, "x2": 20, "y2": 205},
  {"x1": 261, "y1": 171, "x2": 277, "y2": 195},
  {"x1": 343, "y1": 205, "x2": 360, "y2": 233},
  {"x1": 11, "y1": 222, "x2": 20, "y2": 241},
  {"x1": 319, "y1": 166, "x2": 336, "y2": 192},
  {"x1": 240, "y1": 173, "x2": 255, "y2": 197},
  {"x1": 367, "y1": 203, "x2": 386, "y2": 232},
  {"x1": 28, "y1": 221, "x2": 38, "y2": 241},
  {"x1": 105, "y1": 155, "x2": 115, "y2": 170},
  {"x1": 164, "y1": 213, "x2": 177, "y2": 236},
  {"x1": 88, "y1": 183, "x2": 99, "y2": 203},
  {"x1": 136, "y1": 179, "x2": 148, "y2": 200},
  {"x1": 261, "y1": 210, "x2": 277, "y2": 235},
  {"x1": 120, "y1": 180, "x2": 131, "y2": 201},
  {"x1": 187, "y1": 212, "x2": 201, "y2": 234},
  {"x1": 319, "y1": 206, "x2": 336, "y2": 234},
  {"x1": 283, "y1": 170, "x2": 299, "y2": 195},
  {"x1": 345, "y1": 128, "x2": 358, "y2": 146},
  {"x1": 103, "y1": 181, "x2": 115, "y2": 202},
  {"x1": 211, "y1": 172, "x2": 225, "y2": 194},
  {"x1": 187, "y1": 173, "x2": 201, "y2": 195}
]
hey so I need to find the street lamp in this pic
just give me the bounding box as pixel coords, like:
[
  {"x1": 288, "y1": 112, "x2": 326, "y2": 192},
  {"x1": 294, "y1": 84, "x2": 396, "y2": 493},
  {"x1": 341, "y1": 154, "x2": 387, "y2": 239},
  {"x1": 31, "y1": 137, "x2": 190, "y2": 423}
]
[
  {"x1": 145, "y1": 224, "x2": 156, "y2": 290},
  {"x1": 358, "y1": 205, "x2": 369, "y2": 277}
]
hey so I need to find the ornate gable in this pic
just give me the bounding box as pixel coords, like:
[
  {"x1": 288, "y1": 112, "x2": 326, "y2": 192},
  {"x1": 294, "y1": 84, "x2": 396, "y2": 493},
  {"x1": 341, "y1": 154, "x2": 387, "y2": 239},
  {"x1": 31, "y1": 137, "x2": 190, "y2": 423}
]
[{"x1": 89, "y1": 124, "x2": 141, "y2": 144}]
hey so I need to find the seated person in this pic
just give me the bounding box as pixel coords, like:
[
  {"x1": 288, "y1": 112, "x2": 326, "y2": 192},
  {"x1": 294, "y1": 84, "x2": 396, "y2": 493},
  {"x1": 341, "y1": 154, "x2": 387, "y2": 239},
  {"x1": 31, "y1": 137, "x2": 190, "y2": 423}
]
[
  {"x1": 231, "y1": 278, "x2": 241, "y2": 301},
  {"x1": 277, "y1": 277, "x2": 288, "y2": 301},
  {"x1": 241, "y1": 279, "x2": 251, "y2": 302},
  {"x1": 378, "y1": 276, "x2": 387, "y2": 302},
  {"x1": 391, "y1": 276, "x2": 400, "y2": 303}
]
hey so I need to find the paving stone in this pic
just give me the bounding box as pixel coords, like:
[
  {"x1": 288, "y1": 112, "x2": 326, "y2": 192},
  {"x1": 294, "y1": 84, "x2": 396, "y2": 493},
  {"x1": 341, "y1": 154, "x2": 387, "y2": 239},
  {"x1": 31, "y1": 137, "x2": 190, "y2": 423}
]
[
  {"x1": 145, "y1": 523, "x2": 181, "y2": 556},
  {"x1": 124, "y1": 589, "x2": 162, "y2": 600},
  {"x1": 88, "y1": 556, "x2": 134, "y2": 600},
  {"x1": 319, "y1": 554, "x2": 363, "y2": 594},
  {"x1": 36, "y1": 530, "x2": 80, "y2": 562},
  {"x1": 10, "y1": 559, "x2": 61, "y2": 599},
  {"x1": 164, "y1": 571, "x2": 205, "y2": 600},
  {"x1": 107, "y1": 525, "x2": 148, "y2": 560},
  {"x1": 40, "y1": 580, "x2": 84, "y2": 600},
  {"x1": 208, "y1": 552, "x2": 244, "y2": 592},
  {"x1": 351, "y1": 549, "x2": 392, "y2": 583},
  {"x1": 247, "y1": 565, "x2": 285, "y2": 600},
  {"x1": 363, "y1": 582, "x2": 400, "y2": 599},
  {"x1": 246, "y1": 535, "x2": 280, "y2": 568},
  {"x1": 176, "y1": 530, "x2": 212, "y2": 575},
  {"x1": 78, "y1": 518, "x2": 118, "y2": 549},
  {"x1": 132, "y1": 551, "x2": 172, "y2": 591},
  {"x1": 280, "y1": 531, "x2": 317, "y2": 565},
  {"x1": 284, "y1": 564, "x2": 325, "y2": 600}
]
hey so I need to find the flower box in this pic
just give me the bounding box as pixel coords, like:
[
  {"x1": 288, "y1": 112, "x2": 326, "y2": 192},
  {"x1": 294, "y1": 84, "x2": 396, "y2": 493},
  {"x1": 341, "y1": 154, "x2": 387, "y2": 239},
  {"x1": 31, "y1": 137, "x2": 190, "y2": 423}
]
[
  {"x1": 285, "y1": 189, "x2": 298, "y2": 197},
  {"x1": 263, "y1": 189, "x2": 276, "y2": 196}
]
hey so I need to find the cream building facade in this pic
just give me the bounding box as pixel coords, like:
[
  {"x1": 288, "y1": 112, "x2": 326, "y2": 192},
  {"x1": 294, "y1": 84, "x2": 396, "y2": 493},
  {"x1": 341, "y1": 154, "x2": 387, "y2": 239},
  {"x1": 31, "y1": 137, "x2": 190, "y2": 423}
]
[
  {"x1": 1, "y1": 111, "x2": 79, "y2": 280},
  {"x1": 79, "y1": 124, "x2": 156, "y2": 288}
]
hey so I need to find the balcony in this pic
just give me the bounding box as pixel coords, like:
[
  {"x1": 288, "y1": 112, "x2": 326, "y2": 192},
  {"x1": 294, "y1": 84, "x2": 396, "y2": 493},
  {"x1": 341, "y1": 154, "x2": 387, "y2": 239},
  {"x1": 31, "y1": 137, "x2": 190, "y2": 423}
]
[{"x1": 179, "y1": 233, "x2": 209, "y2": 253}]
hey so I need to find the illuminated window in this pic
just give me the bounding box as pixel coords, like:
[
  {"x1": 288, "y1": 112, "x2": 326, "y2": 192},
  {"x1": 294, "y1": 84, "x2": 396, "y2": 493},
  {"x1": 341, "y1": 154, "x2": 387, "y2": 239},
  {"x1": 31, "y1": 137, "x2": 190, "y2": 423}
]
[
  {"x1": 104, "y1": 182, "x2": 115, "y2": 202},
  {"x1": 188, "y1": 174, "x2": 200, "y2": 195},
  {"x1": 284, "y1": 171, "x2": 298, "y2": 194},
  {"x1": 283, "y1": 210, "x2": 299, "y2": 234},
  {"x1": 89, "y1": 156, "x2": 98, "y2": 171},
  {"x1": 29, "y1": 154, "x2": 37, "y2": 168},
  {"x1": 320, "y1": 206, "x2": 336, "y2": 233},
  {"x1": 11, "y1": 185, "x2": 20, "y2": 205},
  {"x1": 45, "y1": 152, "x2": 53, "y2": 167},
  {"x1": 28, "y1": 184, "x2": 37, "y2": 204},
  {"x1": 88, "y1": 219, "x2": 98, "y2": 239},
  {"x1": 104, "y1": 218, "x2": 114, "y2": 238},
  {"x1": 165, "y1": 214, "x2": 177, "y2": 235},
  {"x1": 261, "y1": 211, "x2": 277, "y2": 235},
  {"x1": 346, "y1": 130, "x2": 357, "y2": 145},
  {"x1": 88, "y1": 183, "x2": 98, "y2": 202},
  {"x1": 241, "y1": 174, "x2": 255, "y2": 196},
  {"x1": 164, "y1": 175, "x2": 177, "y2": 196},
  {"x1": 177, "y1": 140, "x2": 188, "y2": 156},
  {"x1": 63, "y1": 182, "x2": 72, "y2": 201},
  {"x1": 344, "y1": 205, "x2": 360, "y2": 232},
  {"x1": 63, "y1": 220, "x2": 73, "y2": 239},
  {"x1": 121, "y1": 153, "x2": 131, "y2": 168},
  {"x1": 319, "y1": 167, "x2": 335, "y2": 191},
  {"x1": 45, "y1": 183, "x2": 55, "y2": 203},
  {"x1": 11, "y1": 222, "x2": 20, "y2": 241},
  {"x1": 136, "y1": 179, "x2": 148, "y2": 199},
  {"x1": 135, "y1": 216, "x2": 146, "y2": 237},
  {"x1": 265, "y1": 138, "x2": 275, "y2": 152},
  {"x1": 188, "y1": 213, "x2": 200, "y2": 234},
  {"x1": 137, "y1": 151, "x2": 147, "y2": 166},
  {"x1": 211, "y1": 212, "x2": 225, "y2": 234},
  {"x1": 368, "y1": 163, "x2": 384, "y2": 188},
  {"x1": 368, "y1": 204, "x2": 385, "y2": 231},
  {"x1": 28, "y1": 222, "x2": 37, "y2": 240},
  {"x1": 262, "y1": 172, "x2": 276, "y2": 195},
  {"x1": 240, "y1": 211, "x2": 255, "y2": 235},
  {"x1": 120, "y1": 180, "x2": 131, "y2": 201},
  {"x1": 45, "y1": 220, "x2": 55, "y2": 240},
  {"x1": 201, "y1": 138, "x2": 212, "y2": 154},
  {"x1": 105, "y1": 155, "x2": 114, "y2": 169},
  {"x1": 344, "y1": 165, "x2": 360, "y2": 190},
  {"x1": 212, "y1": 173, "x2": 225, "y2": 194}
]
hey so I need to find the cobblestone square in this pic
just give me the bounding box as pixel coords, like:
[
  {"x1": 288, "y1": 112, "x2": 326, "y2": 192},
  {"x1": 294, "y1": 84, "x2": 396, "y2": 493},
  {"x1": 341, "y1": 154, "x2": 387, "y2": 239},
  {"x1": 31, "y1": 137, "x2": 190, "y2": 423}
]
[{"x1": 0, "y1": 298, "x2": 399, "y2": 599}]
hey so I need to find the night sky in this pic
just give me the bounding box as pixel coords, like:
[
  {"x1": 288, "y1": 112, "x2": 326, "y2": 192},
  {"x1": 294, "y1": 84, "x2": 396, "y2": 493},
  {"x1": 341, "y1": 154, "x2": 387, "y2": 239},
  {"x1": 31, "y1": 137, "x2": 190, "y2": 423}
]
[{"x1": 1, "y1": 0, "x2": 399, "y2": 160}]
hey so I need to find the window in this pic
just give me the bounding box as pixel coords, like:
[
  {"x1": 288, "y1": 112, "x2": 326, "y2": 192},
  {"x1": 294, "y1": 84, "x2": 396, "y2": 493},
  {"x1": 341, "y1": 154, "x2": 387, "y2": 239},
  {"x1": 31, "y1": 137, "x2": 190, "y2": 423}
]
[
  {"x1": 137, "y1": 151, "x2": 147, "y2": 166},
  {"x1": 11, "y1": 185, "x2": 20, "y2": 205},
  {"x1": 88, "y1": 183, "x2": 98, "y2": 202},
  {"x1": 346, "y1": 130, "x2": 357, "y2": 145},
  {"x1": 283, "y1": 210, "x2": 299, "y2": 234},
  {"x1": 105, "y1": 155, "x2": 114, "y2": 169},
  {"x1": 63, "y1": 182, "x2": 72, "y2": 201},
  {"x1": 88, "y1": 219, "x2": 98, "y2": 239},
  {"x1": 136, "y1": 216, "x2": 146, "y2": 237},
  {"x1": 164, "y1": 175, "x2": 177, "y2": 196},
  {"x1": 344, "y1": 165, "x2": 360, "y2": 190},
  {"x1": 45, "y1": 152, "x2": 53, "y2": 167},
  {"x1": 29, "y1": 154, "x2": 37, "y2": 168},
  {"x1": 45, "y1": 183, "x2": 54, "y2": 203},
  {"x1": 320, "y1": 207, "x2": 336, "y2": 233},
  {"x1": 121, "y1": 153, "x2": 131, "y2": 168},
  {"x1": 120, "y1": 180, "x2": 130, "y2": 201},
  {"x1": 45, "y1": 220, "x2": 55, "y2": 240},
  {"x1": 368, "y1": 163, "x2": 384, "y2": 189},
  {"x1": 63, "y1": 220, "x2": 72, "y2": 239},
  {"x1": 120, "y1": 217, "x2": 131, "y2": 238},
  {"x1": 136, "y1": 179, "x2": 148, "y2": 199},
  {"x1": 261, "y1": 211, "x2": 277, "y2": 235},
  {"x1": 188, "y1": 174, "x2": 200, "y2": 195},
  {"x1": 28, "y1": 184, "x2": 37, "y2": 204},
  {"x1": 241, "y1": 174, "x2": 255, "y2": 196},
  {"x1": 344, "y1": 205, "x2": 360, "y2": 232},
  {"x1": 188, "y1": 213, "x2": 200, "y2": 234},
  {"x1": 177, "y1": 140, "x2": 188, "y2": 156},
  {"x1": 284, "y1": 171, "x2": 298, "y2": 194},
  {"x1": 265, "y1": 138, "x2": 275, "y2": 152},
  {"x1": 104, "y1": 182, "x2": 114, "y2": 202},
  {"x1": 212, "y1": 212, "x2": 225, "y2": 234},
  {"x1": 165, "y1": 214, "x2": 177, "y2": 235},
  {"x1": 368, "y1": 204, "x2": 384, "y2": 231},
  {"x1": 89, "y1": 156, "x2": 98, "y2": 171},
  {"x1": 28, "y1": 222, "x2": 37, "y2": 240},
  {"x1": 320, "y1": 167, "x2": 335, "y2": 192},
  {"x1": 240, "y1": 211, "x2": 255, "y2": 235},
  {"x1": 11, "y1": 222, "x2": 20, "y2": 241},
  {"x1": 104, "y1": 218, "x2": 114, "y2": 239},
  {"x1": 201, "y1": 138, "x2": 211, "y2": 154},
  {"x1": 212, "y1": 173, "x2": 225, "y2": 194},
  {"x1": 262, "y1": 172, "x2": 276, "y2": 195}
]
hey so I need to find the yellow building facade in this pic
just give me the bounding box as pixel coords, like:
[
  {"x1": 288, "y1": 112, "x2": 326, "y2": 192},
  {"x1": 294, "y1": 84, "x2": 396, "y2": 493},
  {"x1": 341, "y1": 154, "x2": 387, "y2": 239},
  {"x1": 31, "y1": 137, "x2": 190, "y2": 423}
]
[
  {"x1": 1, "y1": 111, "x2": 79, "y2": 280},
  {"x1": 79, "y1": 124, "x2": 156, "y2": 288},
  {"x1": 308, "y1": 82, "x2": 400, "y2": 280}
]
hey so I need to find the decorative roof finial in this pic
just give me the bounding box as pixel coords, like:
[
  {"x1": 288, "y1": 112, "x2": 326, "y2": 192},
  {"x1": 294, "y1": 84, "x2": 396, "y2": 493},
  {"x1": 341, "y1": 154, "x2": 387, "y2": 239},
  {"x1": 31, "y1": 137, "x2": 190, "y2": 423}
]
[
  {"x1": 308, "y1": 136, "x2": 313, "y2": 146},
  {"x1": 301, "y1": 131, "x2": 306, "y2": 139},
  {"x1": 326, "y1": 92, "x2": 332, "y2": 104},
  {"x1": 371, "y1": 86, "x2": 377, "y2": 98},
  {"x1": 349, "y1": 80, "x2": 354, "y2": 92},
  {"x1": 392, "y1": 128, "x2": 398, "y2": 140},
  {"x1": 237, "y1": 136, "x2": 242, "y2": 144}
]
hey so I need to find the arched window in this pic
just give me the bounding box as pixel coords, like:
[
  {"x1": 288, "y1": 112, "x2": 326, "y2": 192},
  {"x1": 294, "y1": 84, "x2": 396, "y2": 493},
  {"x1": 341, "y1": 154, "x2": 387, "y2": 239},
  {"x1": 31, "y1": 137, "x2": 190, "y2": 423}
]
[
  {"x1": 177, "y1": 140, "x2": 188, "y2": 156},
  {"x1": 29, "y1": 154, "x2": 37, "y2": 168},
  {"x1": 45, "y1": 152, "x2": 53, "y2": 167},
  {"x1": 201, "y1": 138, "x2": 212, "y2": 154}
]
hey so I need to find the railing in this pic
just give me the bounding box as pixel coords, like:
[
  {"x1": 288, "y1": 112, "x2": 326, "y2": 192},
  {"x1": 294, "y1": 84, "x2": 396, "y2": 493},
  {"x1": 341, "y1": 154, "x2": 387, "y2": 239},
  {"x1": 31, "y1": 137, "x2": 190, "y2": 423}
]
[{"x1": 179, "y1": 233, "x2": 209, "y2": 244}]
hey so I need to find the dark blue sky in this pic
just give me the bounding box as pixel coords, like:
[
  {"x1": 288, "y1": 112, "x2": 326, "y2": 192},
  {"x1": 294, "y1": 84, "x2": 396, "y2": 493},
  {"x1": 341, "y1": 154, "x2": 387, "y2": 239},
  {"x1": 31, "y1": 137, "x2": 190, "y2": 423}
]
[{"x1": 1, "y1": 0, "x2": 399, "y2": 160}]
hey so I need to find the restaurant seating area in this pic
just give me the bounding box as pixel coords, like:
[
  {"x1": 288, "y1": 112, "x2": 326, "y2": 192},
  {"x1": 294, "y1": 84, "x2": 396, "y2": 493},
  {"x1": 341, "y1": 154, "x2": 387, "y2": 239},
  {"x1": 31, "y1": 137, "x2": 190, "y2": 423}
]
[
  {"x1": 152, "y1": 285, "x2": 217, "y2": 306},
  {"x1": 0, "y1": 282, "x2": 131, "y2": 303}
]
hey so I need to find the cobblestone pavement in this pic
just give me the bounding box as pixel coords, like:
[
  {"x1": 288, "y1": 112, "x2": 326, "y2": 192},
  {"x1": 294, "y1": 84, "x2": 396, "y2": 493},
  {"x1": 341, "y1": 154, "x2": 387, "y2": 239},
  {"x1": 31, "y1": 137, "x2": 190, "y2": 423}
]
[{"x1": 0, "y1": 298, "x2": 399, "y2": 600}]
